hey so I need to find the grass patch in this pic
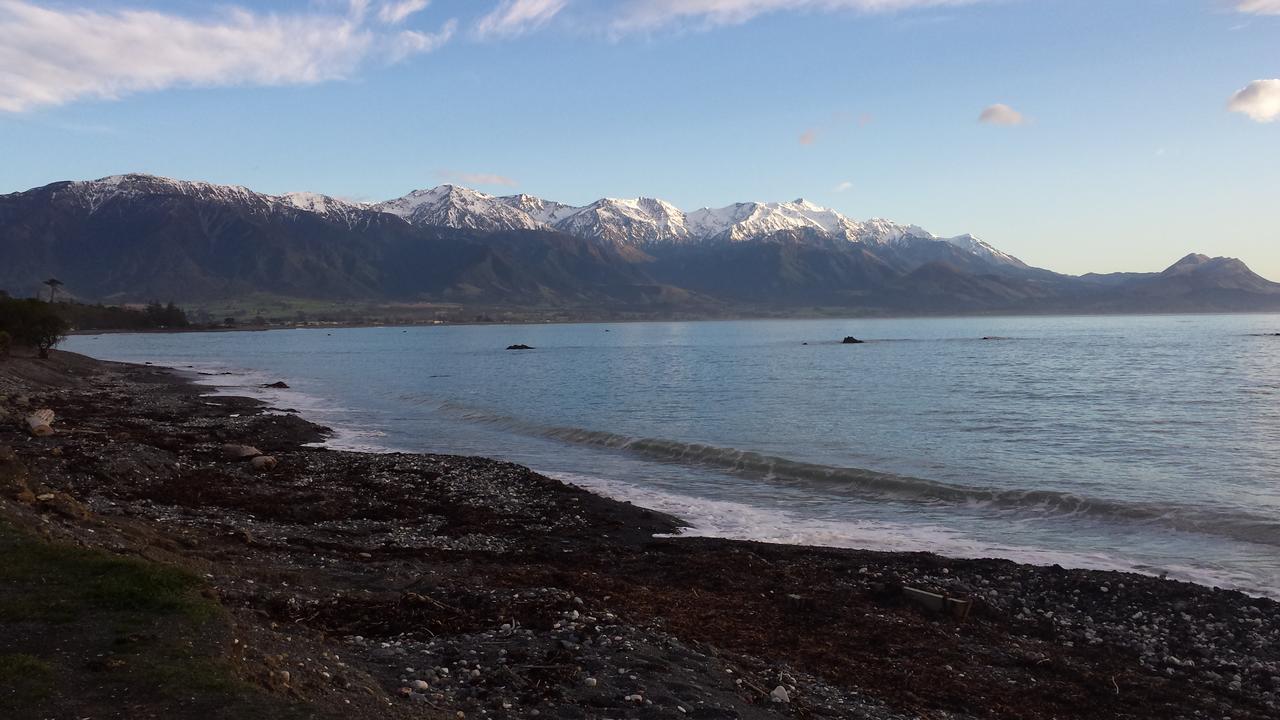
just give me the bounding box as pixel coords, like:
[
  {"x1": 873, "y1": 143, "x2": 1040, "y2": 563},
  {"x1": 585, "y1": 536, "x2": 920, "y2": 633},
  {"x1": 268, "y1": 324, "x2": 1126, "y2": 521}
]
[
  {"x1": 0, "y1": 523, "x2": 217, "y2": 623},
  {"x1": 0, "y1": 653, "x2": 54, "y2": 704}
]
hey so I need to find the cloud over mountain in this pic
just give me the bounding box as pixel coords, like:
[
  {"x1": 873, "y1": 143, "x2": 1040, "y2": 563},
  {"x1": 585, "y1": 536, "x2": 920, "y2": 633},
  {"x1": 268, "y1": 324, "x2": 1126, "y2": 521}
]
[
  {"x1": 0, "y1": 0, "x2": 455, "y2": 112},
  {"x1": 607, "y1": 0, "x2": 984, "y2": 33}
]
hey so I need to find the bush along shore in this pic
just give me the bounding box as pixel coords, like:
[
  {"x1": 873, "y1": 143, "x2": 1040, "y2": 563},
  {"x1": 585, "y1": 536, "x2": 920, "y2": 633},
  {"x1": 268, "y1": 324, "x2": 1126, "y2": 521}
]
[{"x1": 1, "y1": 352, "x2": 1278, "y2": 720}]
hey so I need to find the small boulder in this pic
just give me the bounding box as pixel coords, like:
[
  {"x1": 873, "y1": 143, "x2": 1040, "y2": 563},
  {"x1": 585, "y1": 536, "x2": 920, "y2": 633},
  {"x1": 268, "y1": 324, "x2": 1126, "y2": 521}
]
[
  {"x1": 842, "y1": 336, "x2": 864, "y2": 345},
  {"x1": 261, "y1": 381, "x2": 290, "y2": 389},
  {"x1": 506, "y1": 344, "x2": 535, "y2": 351},
  {"x1": 249, "y1": 455, "x2": 278, "y2": 471},
  {"x1": 221, "y1": 444, "x2": 263, "y2": 460},
  {"x1": 771, "y1": 686, "x2": 791, "y2": 703}
]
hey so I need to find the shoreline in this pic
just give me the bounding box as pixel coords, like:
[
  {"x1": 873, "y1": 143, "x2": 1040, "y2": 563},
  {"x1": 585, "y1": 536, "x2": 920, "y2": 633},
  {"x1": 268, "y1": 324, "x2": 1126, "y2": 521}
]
[
  {"x1": 107, "y1": 347, "x2": 1280, "y2": 600},
  {"x1": 2, "y1": 350, "x2": 1278, "y2": 718},
  {"x1": 68, "y1": 307, "x2": 1280, "y2": 337}
]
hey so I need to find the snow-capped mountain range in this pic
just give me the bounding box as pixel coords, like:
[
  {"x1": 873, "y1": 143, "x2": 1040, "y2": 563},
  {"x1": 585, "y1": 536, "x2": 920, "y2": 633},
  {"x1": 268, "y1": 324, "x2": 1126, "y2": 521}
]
[
  {"x1": 48, "y1": 174, "x2": 1024, "y2": 270},
  {"x1": 8, "y1": 173, "x2": 1279, "y2": 313},
  {"x1": 369, "y1": 183, "x2": 1026, "y2": 269}
]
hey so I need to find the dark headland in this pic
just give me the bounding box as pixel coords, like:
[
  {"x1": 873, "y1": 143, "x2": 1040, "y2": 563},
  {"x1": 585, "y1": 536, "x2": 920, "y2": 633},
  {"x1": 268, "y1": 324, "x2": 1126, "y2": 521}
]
[{"x1": 1, "y1": 351, "x2": 1277, "y2": 719}]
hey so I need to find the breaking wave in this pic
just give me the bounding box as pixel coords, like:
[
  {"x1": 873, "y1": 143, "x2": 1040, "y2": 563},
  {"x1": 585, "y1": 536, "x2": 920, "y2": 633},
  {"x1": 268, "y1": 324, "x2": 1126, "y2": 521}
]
[{"x1": 424, "y1": 398, "x2": 1280, "y2": 548}]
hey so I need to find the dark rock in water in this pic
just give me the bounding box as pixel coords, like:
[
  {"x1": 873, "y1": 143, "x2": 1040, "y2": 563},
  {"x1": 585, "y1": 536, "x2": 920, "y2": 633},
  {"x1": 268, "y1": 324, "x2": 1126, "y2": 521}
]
[
  {"x1": 262, "y1": 381, "x2": 290, "y2": 389},
  {"x1": 981, "y1": 336, "x2": 1009, "y2": 341},
  {"x1": 507, "y1": 344, "x2": 535, "y2": 351},
  {"x1": 842, "y1": 336, "x2": 864, "y2": 345}
]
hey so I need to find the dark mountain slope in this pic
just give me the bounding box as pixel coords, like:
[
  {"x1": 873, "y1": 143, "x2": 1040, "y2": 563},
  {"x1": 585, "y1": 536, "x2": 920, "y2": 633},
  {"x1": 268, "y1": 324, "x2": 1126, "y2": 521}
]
[
  {"x1": 2, "y1": 176, "x2": 1279, "y2": 315},
  {"x1": 645, "y1": 230, "x2": 899, "y2": 304}
]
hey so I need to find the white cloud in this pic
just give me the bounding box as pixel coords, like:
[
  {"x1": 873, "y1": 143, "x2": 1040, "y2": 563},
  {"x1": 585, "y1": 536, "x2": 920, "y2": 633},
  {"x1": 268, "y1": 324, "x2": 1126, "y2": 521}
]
[
  {"x1": 1228, "y1": 79, "x2": 1280, "y2": 122},
  {"x1": 390, "y1": 19, "x2": 457, "y2": 61},
  {"x1": 442, "y1": 171, "x2": 519, "y2": 187},
  {"x1": 379, "y1": 0, "x2": 431, "y2": 25},
  {"x1": 834, "y1": 180, "x2": 853, "y2": 192},
  {"x1": 0, "y1": 0, "x2": 455, "y2": 113},
  {"x1": 978, "y1": 103, "x2": 1026, "y2": 126},
  {"x1": 608, "y1": 0, "x2": 983, "y2": 33},
  {"x1": 1236, "y1": 0, "x2": 1280, "y2": 14},
  {"x1": 476, "y1": 0, "x2": 568, "y2": 38}
]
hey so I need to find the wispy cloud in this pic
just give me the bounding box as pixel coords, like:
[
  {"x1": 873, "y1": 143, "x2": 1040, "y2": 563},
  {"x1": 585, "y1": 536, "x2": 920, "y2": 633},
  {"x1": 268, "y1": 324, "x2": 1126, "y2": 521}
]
[
  {"x1": 379, "y1": 0, "x2": 431, "y2": 25},
  {"x1": 1235, "y1": 0, "x2": 1280, "y2": 14},
  {"x1": 475, "y1": 0, "x2": 568, "y2": 38},
  {"x1": 0, "y1": 0, "x2": 455, "y2": 113},
  {"x1": 441, "y1": 171, "x2": 519, "y2": 187},
  {"x1": 608, "y1": 0, "x2": 985, "y2": 33},
  {"x1": 798, "y1": 128, "x2": 820, "y2": 145},
  {"x1": 834, "y1": 180, "x2": 853, "y2": 192},
  {"x1": 978, "y1": 103, "x2": 1026, "y2": 126},
  {"x1": 390, "y1": 19, "x2": 457, "y2": 61},
  {"x1": 1228, "y1": 79, "x2": 1280, "y2": 122}
]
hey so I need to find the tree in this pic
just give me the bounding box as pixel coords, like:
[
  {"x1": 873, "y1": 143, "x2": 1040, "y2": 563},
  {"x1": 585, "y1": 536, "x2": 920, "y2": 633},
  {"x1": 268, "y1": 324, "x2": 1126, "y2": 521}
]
[
  {"x1": 0, "y1": 297, "x2": 69, "y2": 359},
  {"x1": 43, "y1": 278, "x2": 63, "y2": 303},
  {"x1": 31, "y1": 314, "x2": 67, "y2": 359}
]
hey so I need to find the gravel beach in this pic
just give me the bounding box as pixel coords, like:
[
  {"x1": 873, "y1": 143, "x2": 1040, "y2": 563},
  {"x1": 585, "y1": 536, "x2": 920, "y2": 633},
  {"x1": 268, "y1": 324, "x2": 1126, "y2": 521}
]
[{"x1": 1, "y1": 351, "x2": 1277, "y2": 719}]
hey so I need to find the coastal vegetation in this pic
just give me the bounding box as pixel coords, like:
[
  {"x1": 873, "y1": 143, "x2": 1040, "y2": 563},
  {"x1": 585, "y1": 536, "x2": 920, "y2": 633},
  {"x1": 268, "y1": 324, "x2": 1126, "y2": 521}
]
[
  {"x1": 0, "y1": 297, "x2": 68, "y2": 358},
  {"x1": 0, "y1": 295, "x2": 194, "y2": 358}
]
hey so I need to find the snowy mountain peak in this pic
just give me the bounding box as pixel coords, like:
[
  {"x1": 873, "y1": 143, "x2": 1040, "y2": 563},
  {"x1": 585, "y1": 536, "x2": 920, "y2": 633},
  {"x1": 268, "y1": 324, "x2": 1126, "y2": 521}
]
[
  {"x1": 374, "y1": 185, "x2": 541, "y2": 232},
  {"x1": 368, "y1": 184, "x2": 1027, "y2": 270},
  {"x1": 46, "y1": 175, "x2": 1026, "y2": 272},
  {"x1": 63, "y1": 174, "x2": 269, "y2": 214}
]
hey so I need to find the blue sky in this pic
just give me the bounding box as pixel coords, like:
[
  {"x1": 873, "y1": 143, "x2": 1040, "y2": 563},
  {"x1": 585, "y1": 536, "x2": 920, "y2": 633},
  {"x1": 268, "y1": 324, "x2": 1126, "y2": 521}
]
[{"x1": 1, "y1": 0, "x2": 1277, "y2": 278}]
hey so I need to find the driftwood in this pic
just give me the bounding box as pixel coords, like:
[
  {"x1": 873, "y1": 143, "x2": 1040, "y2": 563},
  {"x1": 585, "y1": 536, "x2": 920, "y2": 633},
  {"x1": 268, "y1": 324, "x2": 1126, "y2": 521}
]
[
  {"x1": 903, "y1": 586, "x2": 972, "y2": 621},
  {"x1": 26, "y1": 409, "x2": 55, "y2": 437}
]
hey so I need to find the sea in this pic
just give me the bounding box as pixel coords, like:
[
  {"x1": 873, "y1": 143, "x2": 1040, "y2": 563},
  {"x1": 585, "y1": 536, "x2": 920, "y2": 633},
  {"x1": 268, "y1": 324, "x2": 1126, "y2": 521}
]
[{"x1": 65, "y1": 314, "x2": 1280, "y2": 598}]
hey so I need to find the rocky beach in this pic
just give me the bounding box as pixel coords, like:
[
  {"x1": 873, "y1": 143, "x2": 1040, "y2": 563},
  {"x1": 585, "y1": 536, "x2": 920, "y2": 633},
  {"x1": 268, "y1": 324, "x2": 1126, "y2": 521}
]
[{"x1": 2, "y1": 350, "x2": 1278, "y2": 720}]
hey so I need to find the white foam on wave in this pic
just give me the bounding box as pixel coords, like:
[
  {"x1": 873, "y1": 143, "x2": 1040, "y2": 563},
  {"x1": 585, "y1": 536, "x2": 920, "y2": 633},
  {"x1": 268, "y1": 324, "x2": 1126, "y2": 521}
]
[
  {"x1": 112, "y1": 357, "x2": 1279, "y2": 598},
  {"x1": 171, "y1": 361, "x2": 404, "y2": 454},
  {"x1": 552, "y1": 471, "x2": 1279, "y2": 598}
]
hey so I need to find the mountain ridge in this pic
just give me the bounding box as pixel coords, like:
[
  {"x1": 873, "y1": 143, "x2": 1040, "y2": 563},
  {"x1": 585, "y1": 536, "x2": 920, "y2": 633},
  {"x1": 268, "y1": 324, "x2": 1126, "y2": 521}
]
[{"x1": 1, "y1": 173, "x2": 1277, "y2": 317}]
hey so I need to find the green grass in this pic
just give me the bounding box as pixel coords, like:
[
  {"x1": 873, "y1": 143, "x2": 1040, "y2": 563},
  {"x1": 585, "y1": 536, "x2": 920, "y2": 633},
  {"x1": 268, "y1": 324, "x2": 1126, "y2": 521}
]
[
  {"x1": 0, "y1": 523, "x2": 217, "y2": 623},
  {"x1": 0, "y1": 521, "x2": 309, "y2": 717},
  {"x1": 0, "y1": 654, "x2": 54, "y2": 703}
]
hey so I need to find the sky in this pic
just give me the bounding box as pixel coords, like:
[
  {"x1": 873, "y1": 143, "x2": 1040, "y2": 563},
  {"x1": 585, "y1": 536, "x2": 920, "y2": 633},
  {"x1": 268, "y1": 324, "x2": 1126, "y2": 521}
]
[{"x1": 0, "y1": 0, "x2": 1277, "y2": 278}]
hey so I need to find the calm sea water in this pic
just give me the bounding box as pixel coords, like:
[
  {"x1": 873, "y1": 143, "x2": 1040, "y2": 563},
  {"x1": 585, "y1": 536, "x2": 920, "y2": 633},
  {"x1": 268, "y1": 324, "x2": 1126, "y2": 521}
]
[{"x1": 67, "y1": 315, "x2": 1280, "y2": 597}]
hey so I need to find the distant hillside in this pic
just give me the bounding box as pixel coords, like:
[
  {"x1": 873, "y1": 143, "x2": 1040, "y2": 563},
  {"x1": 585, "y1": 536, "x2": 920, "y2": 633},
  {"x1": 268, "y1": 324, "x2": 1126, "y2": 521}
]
[{"x1": 2, "y1": 174, "x2": 1278, "y2": 316}]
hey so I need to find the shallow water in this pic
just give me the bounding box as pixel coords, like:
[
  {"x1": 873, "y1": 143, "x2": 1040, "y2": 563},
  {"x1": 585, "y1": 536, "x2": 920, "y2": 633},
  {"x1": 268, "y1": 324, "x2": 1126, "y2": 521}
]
[{"x1": 67, "y1": 314, "x2": 1280, "y2": 597}]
